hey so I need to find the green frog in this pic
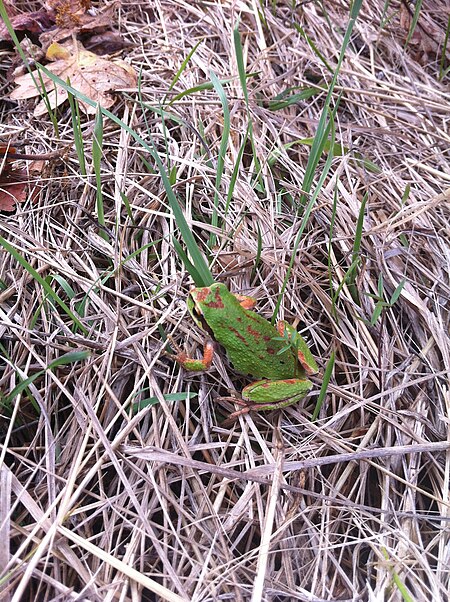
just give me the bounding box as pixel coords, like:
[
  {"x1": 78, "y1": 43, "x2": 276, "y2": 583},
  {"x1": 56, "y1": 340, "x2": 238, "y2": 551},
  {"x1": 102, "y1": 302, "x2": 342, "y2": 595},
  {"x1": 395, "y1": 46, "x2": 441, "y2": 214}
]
[{"x1": 172, "y1": 282, "x2": 318, "y2": 416}]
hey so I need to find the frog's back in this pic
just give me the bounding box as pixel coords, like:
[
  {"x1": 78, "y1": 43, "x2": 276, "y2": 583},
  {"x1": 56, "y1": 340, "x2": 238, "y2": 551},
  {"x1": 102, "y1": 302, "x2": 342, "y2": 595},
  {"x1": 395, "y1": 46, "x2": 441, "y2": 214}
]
[{"x1": 203, "y1": 285, "x2": 300, "y2": 379}]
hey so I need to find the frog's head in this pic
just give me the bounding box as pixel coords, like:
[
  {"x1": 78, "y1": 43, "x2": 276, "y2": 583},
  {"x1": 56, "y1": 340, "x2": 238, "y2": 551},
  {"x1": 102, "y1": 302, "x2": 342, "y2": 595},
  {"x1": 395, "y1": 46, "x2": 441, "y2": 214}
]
[
  {"x1": 186, "y1": 287, "x2": 205, "y2": 330},
  {"x1": 187, "y1": 283, "x2": 226, "y2": 330}
]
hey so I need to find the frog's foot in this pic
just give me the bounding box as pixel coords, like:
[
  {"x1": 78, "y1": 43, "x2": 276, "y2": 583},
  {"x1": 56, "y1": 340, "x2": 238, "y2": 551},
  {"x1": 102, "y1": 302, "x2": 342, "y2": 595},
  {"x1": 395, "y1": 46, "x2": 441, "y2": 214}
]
[
  {"x1": 227, "y1": 404, "x2": 252, "y2": 421},
  {"x1": 165, "y1": 336, "x2": 214, "y2": 371},
  {"x1": 227, "y1": 398, "x2": 295, "y2": 420}
]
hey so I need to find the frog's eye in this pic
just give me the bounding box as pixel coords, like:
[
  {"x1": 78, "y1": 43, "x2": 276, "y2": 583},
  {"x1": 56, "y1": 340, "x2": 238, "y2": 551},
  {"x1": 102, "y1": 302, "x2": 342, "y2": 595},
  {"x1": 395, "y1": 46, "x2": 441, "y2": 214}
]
[{"x1": 191, "y1": 305, "x2": 208, "y2": 330}]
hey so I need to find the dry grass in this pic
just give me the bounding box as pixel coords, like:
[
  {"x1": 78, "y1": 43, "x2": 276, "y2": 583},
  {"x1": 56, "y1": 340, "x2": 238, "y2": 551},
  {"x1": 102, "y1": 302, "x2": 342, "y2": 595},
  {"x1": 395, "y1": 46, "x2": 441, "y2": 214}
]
[{"x1": 1, "y1": 0, "x2": 450, "y2": 600}]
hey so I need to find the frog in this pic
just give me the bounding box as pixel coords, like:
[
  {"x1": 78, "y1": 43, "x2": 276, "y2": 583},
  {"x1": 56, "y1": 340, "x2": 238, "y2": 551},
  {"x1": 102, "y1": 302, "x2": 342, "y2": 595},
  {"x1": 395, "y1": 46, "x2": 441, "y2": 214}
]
[{"x1": 171, "y1": 282, "x2": 318, "y2": 417}]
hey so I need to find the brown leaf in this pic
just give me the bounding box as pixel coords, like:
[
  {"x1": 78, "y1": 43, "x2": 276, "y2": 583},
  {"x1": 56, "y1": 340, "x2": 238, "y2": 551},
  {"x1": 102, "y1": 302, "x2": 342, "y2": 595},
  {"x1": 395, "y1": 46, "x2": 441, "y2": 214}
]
[
  {"x1": 10, "y1": 40, "x2": 137, "y2": 117},
  {"x1": 82, "y1": 31, "x2": 130, "y2": 55},
  {"x1": 0, "y1": 9, "x2": 56, "y2": 42},
  {"x1": 0, "y1": 148, "x2": 28, "y2": 212},
  {"x1": 39, "y1": 4, "x2": 117, "y2": 51},
  {"x1": 0, "y1": 146, "x2": 63, "y2": 212}
]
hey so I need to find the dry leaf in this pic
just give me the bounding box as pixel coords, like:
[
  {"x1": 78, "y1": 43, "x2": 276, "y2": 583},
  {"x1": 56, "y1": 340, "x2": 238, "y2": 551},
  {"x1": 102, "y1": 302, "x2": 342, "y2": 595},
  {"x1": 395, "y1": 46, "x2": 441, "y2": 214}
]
[
  {"x1": 0, "y1": 9, "x2": 56, "y2": 41},
  {"x1": 82, "y1": 31, "x2": 130, "y2": 55},
  {"x1": 10, "y1": 40, "x2": 137, "y2": 117},
  {"x1": 0, "y1": 148, "x2": 28, "y2": 212},
  {"x1": 39, "y1": 4, "x2": 118, "y2": 52}
]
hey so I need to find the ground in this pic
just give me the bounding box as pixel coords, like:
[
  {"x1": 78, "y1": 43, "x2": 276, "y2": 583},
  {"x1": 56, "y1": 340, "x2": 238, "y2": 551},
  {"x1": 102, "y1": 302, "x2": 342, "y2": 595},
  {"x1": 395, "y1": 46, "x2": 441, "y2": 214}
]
[{"x1": 0, "y1": 1, "x2": 449, "y2": 600}]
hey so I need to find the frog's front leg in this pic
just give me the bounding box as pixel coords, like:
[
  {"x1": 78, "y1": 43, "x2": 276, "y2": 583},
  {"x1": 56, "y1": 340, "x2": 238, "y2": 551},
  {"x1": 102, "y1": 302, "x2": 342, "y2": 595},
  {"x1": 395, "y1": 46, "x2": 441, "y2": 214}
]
[
  {"x1": 233, "y1": 377, "x2": 313, "y2": 415},
  {"x1": 169, "y1": 339, "x2": 215, "y2": 371}
]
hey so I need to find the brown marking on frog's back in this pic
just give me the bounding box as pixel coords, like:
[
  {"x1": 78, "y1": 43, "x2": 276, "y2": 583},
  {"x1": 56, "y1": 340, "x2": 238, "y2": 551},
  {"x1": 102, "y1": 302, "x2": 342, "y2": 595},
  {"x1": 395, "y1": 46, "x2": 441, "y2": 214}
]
[
  {"x1": 247, "y1": 325, "x2": 262, "y2": 339},
  {"x1": 230, "y1": 326, "x2": 247, "y2": 343},
  {"x1": 195, "y1": 287, "x2": 211, "y2": 303},
  {"x1": 204, "y1": 286, "x2": 225, "y2": 309}
]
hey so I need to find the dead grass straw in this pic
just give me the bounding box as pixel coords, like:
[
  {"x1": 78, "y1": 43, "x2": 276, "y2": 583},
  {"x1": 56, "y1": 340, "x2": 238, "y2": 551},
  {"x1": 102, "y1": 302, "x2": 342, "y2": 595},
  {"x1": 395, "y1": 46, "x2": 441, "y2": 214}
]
[{"x1": 0, "y1": 1, "x2": 449, "y2": 600}]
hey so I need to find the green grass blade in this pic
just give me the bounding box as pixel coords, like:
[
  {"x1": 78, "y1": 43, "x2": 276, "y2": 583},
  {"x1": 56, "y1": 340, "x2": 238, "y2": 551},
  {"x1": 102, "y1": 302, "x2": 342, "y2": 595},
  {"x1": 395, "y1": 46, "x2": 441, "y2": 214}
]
[
  {"x1": 165, "y1": 40, "x2": 202, "y2": 100},
  {"x1": 233, "y1": 23, "x2": 260, "y2": 177},
  {"x1": 272, "y1": 103, "x2": 339, "y2": 322},
  {"x1": 233, "y1": 24, "x2": 249, "y2": 106},
  {"x1": 67, "y1": 86, "x2": 87, "y2": 176},
  {"x1": 172, "y1": 238, "x2": 204, "y2": 286},
  {"x1": 209, "y1": 70, "x2": 230, "y2": 247},
  {"x1": 0, "y1": 235, "x2": 88, "y2": 334},
  {"x1": 381, "y1": 548, "x2": 415, "y2": 602},
  {"x1": 311, "y1": 351, "x2": 335, "y2": 422},
  {"x1": 5, "y1": 351, "x2": 90, "y2": 403},
  {"x1": 93, "y1": 106, "x2": 106, "y2": 240},
  {"x1": 329, "y1": 183, "x2": 339, "y2": 319},
  {"x1": 390, "y1": 279, "x2": 406, "y2": 305},
  {"x1": 293, "y1": 23, "x2": 333, "y2": 73},
  {"x1": 439, "y1": 15, "x2": 450, "y2": 81},
  {"x1": 346, "y1": 191, "x2": 368, "y2": 303},
  {"x1": 168, "y1": 78, "x2": 233, "y2": 106},
  {"x1": 404, "y1": 0, "x2": 423, "y2": 46},
  {"x1": 132, "y1": 392, "x2": 197, "y2": 412},
  {"x1": 266, "y1": 87, "x2": 319, "y2": 111},
  {"x1": 300, "y1": 0, "x2": 363, "y2": 204},
  {"x1": 30, "y1": 62, "x2": 214, "y2": 286},
  {"x1": 0, "y1": 1, "x2": 59, "y2": 134}
]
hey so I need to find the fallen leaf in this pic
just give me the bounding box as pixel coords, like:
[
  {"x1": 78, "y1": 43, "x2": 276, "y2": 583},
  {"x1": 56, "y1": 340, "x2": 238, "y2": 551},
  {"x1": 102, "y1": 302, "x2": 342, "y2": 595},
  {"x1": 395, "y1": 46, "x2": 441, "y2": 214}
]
[
  {"x1": 0, "y1": 148, "x2": 28, "y2": 212},
  {"x1": 10, "y1": 40, "x2": 137, "y2": 116},
  {"x1": 39, "y1": 4, "x2": 117, "y2": 51},
  {"x1": 0, "y1": 9, "x2": 56, "y2": 41},
  {"x1": 0, "y1": 146, "x2": 64, "y2": 212},
  {"x1": 82, "y1": 30, "x2": 130, "y2": 55}
]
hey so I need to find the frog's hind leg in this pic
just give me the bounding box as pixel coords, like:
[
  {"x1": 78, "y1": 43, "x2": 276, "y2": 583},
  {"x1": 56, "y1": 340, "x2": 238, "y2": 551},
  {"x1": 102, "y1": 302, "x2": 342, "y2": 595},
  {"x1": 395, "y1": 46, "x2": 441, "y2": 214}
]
[{"x1": 276, "y1": 321, "x2": 318, "y2": 375}]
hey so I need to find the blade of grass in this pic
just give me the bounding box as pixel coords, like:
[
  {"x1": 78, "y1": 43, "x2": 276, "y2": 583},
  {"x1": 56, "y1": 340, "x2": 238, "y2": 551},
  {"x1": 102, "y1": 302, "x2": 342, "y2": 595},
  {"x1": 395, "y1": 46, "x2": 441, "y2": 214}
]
[
  {"x1": 404, "y1": 0, "x2": 423, "y2": 46},
  {"x1": 272, "y1": 0, "x2": 364, "y2": 321},
  {"x1": 5, "y1": 351, "x2": 90, "y2": 404},
  {"x1": 0, "y1": 235, "x2": 88, "y2": 334},
  {"x1": 168, "y1": 78, "x2": 233, "y2": 106},
  {"x1": 271, "y1": 103, "x2": 338, "y2": 323},
  {"x1": 163, "y1": 39, "x2": 202, "y2": 104},
  {"x1": 346, "y1": 191, "x2": 368, "y2": 304},
  {"x1": 311, "y1": 351, "x2": 335, "y2": 422},
  {"x1": 226, "y1": 125, "x2": 249, "y2": 212},
  {"x1": 30, "y1": 62, "x2": 214, "y2": 286},
  {"x1": 172, "y1": 239, "x2": 205, "y2": 286},
  {"x1": 233, "y1": 23, "x2": 260, "y2": 178},
  {"x1": 209, "y1": 70, "x2": 230, "y2": 248},
  {"x1": 132, "y1": 392, "x2": 197, "y2": 412},
  {"x1": 439, "y1": 15, "x2": 450, "y2": 81},
  {"x1": 328, "y1": 183, "x2": 339, "y2": 319},
  {"x1": 67, "y1": 86, "x2": 86, "y2": 176},
  {"x1": 265, "y1": 87, "x2": 319, "y2": 111},
  {"x1": 293, "y1": 23, "x2": 333, "y2": 73},
  {"x1": 0, "y1": 1, "x2": 59, "y2": 135},
  {"x1": 93, "y1": 106, "x2": 106, "y2": 240},
  {"x1": 381, "y1": 548, "x2": 415, "y2": 602}
]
